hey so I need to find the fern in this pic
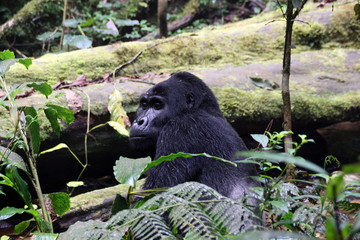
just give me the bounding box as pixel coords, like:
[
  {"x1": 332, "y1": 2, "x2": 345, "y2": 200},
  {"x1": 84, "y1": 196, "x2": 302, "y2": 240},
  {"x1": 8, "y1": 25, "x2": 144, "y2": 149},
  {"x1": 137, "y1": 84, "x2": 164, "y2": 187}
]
[{"x1": 58, "y1": 182, "x2": 260, "y2": 239}]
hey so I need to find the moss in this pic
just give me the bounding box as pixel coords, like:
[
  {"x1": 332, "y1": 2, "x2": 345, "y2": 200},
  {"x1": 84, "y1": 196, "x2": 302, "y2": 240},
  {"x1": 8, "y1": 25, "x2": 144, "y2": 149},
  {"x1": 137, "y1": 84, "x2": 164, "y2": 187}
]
[
  {"x1": 327, "y1": 4, "x2": 360, "y2": 47},
  {"x1": 213, "y1": 88, "x2": 360, "y2": 124},
  {"x1": 213, "y1": 88, "x2": 283, "y2": 122},
  {"x1": 293, "y1": 22, "x2": 327, "y2": 49}
]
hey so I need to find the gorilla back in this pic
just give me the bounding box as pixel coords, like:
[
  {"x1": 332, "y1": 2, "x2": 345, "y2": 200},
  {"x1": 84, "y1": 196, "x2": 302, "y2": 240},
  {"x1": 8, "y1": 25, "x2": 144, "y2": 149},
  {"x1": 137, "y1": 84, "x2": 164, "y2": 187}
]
[{"x1": 129, "y1": 72, "x2": 259, "y2": 203}]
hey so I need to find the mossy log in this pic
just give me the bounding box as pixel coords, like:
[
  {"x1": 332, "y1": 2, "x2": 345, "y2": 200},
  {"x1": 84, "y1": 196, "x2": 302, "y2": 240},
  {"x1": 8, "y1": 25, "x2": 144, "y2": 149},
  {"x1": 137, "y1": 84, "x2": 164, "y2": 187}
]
[{"x1": 5, "y1": 2, "x2": 359, "y2": 85}]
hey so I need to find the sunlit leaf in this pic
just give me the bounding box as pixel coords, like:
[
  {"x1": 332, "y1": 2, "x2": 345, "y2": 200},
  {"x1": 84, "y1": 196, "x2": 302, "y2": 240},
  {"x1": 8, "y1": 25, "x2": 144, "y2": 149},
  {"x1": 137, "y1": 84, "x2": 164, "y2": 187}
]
[
  {"x1": 36, "y1": 32, "x2": 61, "y2": 41},
  {"x1": 0, "y1": 59, "x2": 16, "y2": 75},
  {"x1": 249, "y1": 76, "x2": 279, "y2": 90},
  {"x1": 113, "y1": 156, "x2": 151, "y2": 187},
  {"x1": 108, "y1": 121, "x2": 129, "y2": 137},
  {"x1": 0, "y1": 50, "x2": 15, "y2": 60},
  {"x1": 63, "y1": 34, "x2": 92, "y2": 49},
  {"x1": 39, "y1": 143, "x2": 68, "y2": 155},
  {"x1": 66, "y1": 181, "x2": 84, "y2": 188},
  {"x1": 115, "y1": 19, "x2": 139, "y2": 27},
  {"x1": 250, "y1": 134, "x2": 269, "y2": 148},
  {"x1": 64, "y1": 19, "x2": 79, "y2": 27},
  {"x1": 239, "y1": 151, "x2": 327, "y2": 174},
  {"x1": 108, "y1": 89, "x2": 130, "y2": 135}
]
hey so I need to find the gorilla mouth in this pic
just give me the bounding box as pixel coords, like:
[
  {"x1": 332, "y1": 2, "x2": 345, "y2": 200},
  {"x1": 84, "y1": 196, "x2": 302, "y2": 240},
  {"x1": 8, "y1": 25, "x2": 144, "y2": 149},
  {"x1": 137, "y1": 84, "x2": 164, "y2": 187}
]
[{"x1": 129, "y1": 135, "x2": 149, "y2": 140}]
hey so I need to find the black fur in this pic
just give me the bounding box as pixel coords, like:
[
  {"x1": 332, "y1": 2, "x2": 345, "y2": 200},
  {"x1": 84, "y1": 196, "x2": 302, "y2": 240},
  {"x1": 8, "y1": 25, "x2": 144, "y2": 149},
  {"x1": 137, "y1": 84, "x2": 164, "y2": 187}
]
[{"x1": 129, "y1": 72, "x2": 259, "y2": 202}]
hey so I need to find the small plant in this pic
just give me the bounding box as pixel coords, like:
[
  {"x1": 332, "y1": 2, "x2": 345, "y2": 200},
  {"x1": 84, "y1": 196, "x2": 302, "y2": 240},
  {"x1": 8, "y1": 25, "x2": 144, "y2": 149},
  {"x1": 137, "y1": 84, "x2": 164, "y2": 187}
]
[
  {"x1": 245, "y1": 131, "x2": 360, "y2": 239},
  {"x1": 0, "y1": 50, "x2": 74, "y2": 237}
]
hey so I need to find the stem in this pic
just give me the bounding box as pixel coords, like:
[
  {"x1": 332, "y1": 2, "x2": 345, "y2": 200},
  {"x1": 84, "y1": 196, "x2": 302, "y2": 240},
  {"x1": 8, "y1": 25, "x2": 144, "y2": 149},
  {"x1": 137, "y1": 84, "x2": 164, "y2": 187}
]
[
  {"x1": 1, "y1": 75, "x2": 53, "y2": 232},
  {"x1": 59, "y1": 0, "x2": 68, "y2": 50}
]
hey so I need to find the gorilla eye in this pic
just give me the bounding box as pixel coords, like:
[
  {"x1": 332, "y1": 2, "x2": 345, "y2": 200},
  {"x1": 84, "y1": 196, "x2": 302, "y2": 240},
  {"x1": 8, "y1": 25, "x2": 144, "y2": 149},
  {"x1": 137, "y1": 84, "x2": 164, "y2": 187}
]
[
  {"x1": 140, "y1": 101, "x2": 148, "y2": 109},
  {"x1": 153, "y1": 101, "x2": 163, "y2": 110}
]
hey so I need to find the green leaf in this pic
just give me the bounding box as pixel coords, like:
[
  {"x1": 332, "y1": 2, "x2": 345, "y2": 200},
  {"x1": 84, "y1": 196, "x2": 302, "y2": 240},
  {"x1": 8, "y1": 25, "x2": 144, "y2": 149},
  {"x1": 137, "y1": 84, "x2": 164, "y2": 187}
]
[
  {"x1": 0, "y1": 50, "x2": 15, "y2": 60},
  {"x1": 0, "y1": 207, "x2": 25, "y2": 220},
  {"x1": 66, "y1": 181, "x2": 84, "y2": 188},
  {"x1": 18, "y1": 58, "x2": 32, "y2": 69},
  {"x1": 115, "y1": 19, "x2": 139, "y2": 27},
  {"x1": 249, "y1": 76, "x2": 279, "y2": 90},
  {"x1": 24, "y1": 106, "x2": 41, "y2": 155},
  {"x1": 145, "y1": 152, "x2": 236, "y2": 174},
  {"x1": 28, "y1": 82, "x2": 52, "y2": 98},
  {"x1": 250, "y1": 134, "x2": 269, "y2": 148},
  {"x1": 44, "y1": 108, "x2": 60, "y2": 137},
  {"x1": 354, "y1": 3, "x2": 360, "y2": 16},
  {"x1": 36, "y1": 32, "x2": 61, "y2": 41},
  {"x1": 239, "y1": 151, "x2": 327, "y2": 174},
  {"x1": 269, "y1": 200, "x2": 289, "y2": 213},
  {"x1": 64, "y1": 19, "x2": 79, "y2": 27},
  {"x1": 108, "y1": 121, "x2": 129, "y2": 137},
  {"x1": 32, "y1": 232, "x2": 58, "y2": 240},
  {"x1": 14, "y1": 220, "x2": 31, "y2": 235},
  {"x1": 0, "y1": 59, "x2": 16, "y2": 75},
  {"x1": 111, "y1": 194, "x2": 129, "y2": 216},
  {"x1": 0, "y1": 146, "x2": 27, "y2": 172},
  {"x1": 40, "y1": 143, "x2": 69, "y2": 155},
  {"x1": 48, "y1": 192, "x2": 70, "y2": 217},
  {"x1": 46, "y1": 104, "x2": 74, "y2": 125},
  {"x1": 342, "y1": 162, "x2": 360, "y2": 174},
  {"x1": 9, "y1": 87, "x2": 26, "y2": 100},
  {"x1": 6, "y1": 165, "x2": 32, "y2": 208},
  {"x1": 63, "y1": 35, "x2": 92, "y2": 49},
  {"x1": 113, "y1": 157, "x2": 151, "y2": 187},
  {"x1": 81, "y1": 18, "x2": 96, "y2": 27}
]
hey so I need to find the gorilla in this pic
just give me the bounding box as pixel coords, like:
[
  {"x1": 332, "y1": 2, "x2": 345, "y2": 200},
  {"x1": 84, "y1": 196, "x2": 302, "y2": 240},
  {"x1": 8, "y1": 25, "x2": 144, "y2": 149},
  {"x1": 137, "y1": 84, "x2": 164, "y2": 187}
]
[{"x1": 129, "y1": 72, "x2": 259, "y2": 203}]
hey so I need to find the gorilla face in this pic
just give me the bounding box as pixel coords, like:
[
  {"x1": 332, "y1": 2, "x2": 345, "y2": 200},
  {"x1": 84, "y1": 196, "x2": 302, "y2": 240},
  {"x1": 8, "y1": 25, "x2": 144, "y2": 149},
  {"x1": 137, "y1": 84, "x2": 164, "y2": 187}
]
[{"x1": 129, "y1": 82, "x2": 191, "y2": 152}]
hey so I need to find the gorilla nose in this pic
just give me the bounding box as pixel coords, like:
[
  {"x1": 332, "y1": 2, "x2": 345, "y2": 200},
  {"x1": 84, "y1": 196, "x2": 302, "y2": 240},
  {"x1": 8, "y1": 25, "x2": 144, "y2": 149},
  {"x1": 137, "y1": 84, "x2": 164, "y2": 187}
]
[{"x1": 135, "y1": 117, "x2": 148, "y2": 128}]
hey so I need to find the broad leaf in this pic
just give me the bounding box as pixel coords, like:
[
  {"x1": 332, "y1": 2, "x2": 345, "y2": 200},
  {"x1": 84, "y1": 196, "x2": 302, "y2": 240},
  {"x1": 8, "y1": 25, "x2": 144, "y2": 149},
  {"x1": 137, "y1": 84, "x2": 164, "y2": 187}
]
[
  {"x1": 113, "y1": 156, "x2": 151, "y2": 187},
  {"x1": 250, "y1": 134, "x2": 269, "y2": 148},
  {"x1": 249, "y1": 76, "x2": 279, "y2": 90},
  {"x1": 46, "y1": 104, "x2": 74, "y2": 125},
  {"x1": 14, "y1": 220, "x2": 31, "y2": 235},
  {"x1": 108, "y1": 121, "x2": 129, "y2": 137},
  {"x1": 108, "y1": 89, "x2": 131, "y2": 132},
  {"x1": 239, "y1": 151, "x2": 327, "y2": 174},
  {"x1": 36, "y1": 32, "x2": 61, "y2": 41},
  {"x1": 28, "y1": 82, "x2": 52, "y2": 98},
  {"x1": 64, "y1": 19, "x2": 79, "y2": 27},
  {"x1": 0, "y1": 207, "x2": 26, "y2": 220},
  {"x1": 0, "y1": 59, "x2": 16, "y2": 75},
  {"x1": 115, "y1": 19, "x2": 139, "y2": 27},
  {"x1": 0, "y1": 50, "x2": 15, "y2": 60},
  {"x1": 6, "y1": 165, "x2": 32, "y2": 208},
  {"x1": 24, "y1": 106, "x2": 41, "y2": 155},
  {"x1": 63, "y1": 35, "x2": 92, "y2": 49},
  {"x1": 66, "y1": 181, "x2": 84, "y2": 188},
  {"x1": 48, "y1": 192, "x2": 70, "y2": 217},
  {"x1": 18, "y1": 58, "x2": 32, "y2": 69},
  {"x1": 44, "y1": 107, "x2": 60, "y2": 137}
]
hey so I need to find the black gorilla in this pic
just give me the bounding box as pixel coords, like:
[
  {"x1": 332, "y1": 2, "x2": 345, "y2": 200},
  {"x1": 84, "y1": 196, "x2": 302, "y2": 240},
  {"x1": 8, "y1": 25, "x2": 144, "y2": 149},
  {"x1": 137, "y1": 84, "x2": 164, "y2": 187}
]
[{"x1": 129, "y1": 72, "x2": 259, "y2": 202}]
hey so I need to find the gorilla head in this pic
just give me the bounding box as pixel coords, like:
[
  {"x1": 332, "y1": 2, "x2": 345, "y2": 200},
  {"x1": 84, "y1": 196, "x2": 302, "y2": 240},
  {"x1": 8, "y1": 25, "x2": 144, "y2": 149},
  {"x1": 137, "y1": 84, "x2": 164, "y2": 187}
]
[{"x1": 129, "y1": 72, "x2": 259, "y2": 201}]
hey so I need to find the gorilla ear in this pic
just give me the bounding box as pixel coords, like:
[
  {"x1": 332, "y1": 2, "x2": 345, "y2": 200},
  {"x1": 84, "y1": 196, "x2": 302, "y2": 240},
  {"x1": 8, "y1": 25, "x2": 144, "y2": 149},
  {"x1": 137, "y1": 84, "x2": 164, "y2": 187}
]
[{"x1": 186, "y1": 93, "x2": 195, "y2": 108}]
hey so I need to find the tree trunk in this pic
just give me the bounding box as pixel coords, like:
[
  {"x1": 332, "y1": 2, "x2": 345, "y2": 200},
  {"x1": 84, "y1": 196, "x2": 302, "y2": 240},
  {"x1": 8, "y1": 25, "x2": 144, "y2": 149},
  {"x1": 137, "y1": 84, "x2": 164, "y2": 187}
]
[
  {"x1": 0, "y1": 0, "x2": 53, "y2": 40},
  {"x1": 282, "y1": 0, "x2": 294, "y2": 153},
  {"x1": 158, "y1": 0, "x2": 168, "y2": 38}
]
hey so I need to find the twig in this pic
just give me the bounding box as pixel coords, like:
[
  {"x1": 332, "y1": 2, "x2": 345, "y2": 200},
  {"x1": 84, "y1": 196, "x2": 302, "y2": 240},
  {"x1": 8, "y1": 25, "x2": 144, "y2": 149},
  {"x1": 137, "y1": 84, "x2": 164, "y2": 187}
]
[{"x1": 112, "y1": 37, "x2": 178, "y2": 79}]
